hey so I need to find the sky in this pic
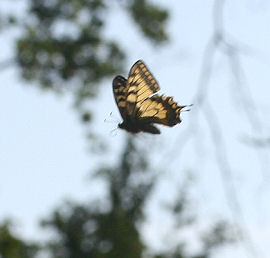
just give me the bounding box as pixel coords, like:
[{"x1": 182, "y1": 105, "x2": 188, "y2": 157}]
[{"x1": 1, "y1": 0, "x2": 270, "y2": 257}]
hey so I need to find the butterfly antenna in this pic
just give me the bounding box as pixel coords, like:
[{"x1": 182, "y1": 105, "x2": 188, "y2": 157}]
[
  {"x1": 104, "y1": 118, "x2": 117, "y2": 123},
  {"x1": 109, "y1": 112, "x2": 120, "y2": 121},
  {"x1": 181, "y1": 104, "x2": 193, "y2": 112},
  {"x1": 104, "y1": 112, "x2": 120, "y2": 124}
]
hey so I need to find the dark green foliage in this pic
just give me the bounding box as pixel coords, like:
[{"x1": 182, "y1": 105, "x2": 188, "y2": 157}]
[
  {"x1": 152, "y1": 245, "x2": 186, "y2": 258},
  {"x1": 41, "y1": 137, "x2": 152, "y2": 258},
  {"x1": 0, "y1": 2, "x2": 236, "y2": 258},
  {"x1": 39, "y1": 137, "x2": 233, "y2": 258},
  {"x1": 14, "y1": 0, "x2": 169, "y2": 110},
  {"x1": 0, "y1": 221, "x2": 39, "y2": 258},
  {"x1": 81, "y1": 111, "x2": 92, "y2": 123},
  {"x1": 128, "y1": 0, "x2": 169, "y2": 43},
  {"x1": 0, "y1": 12, "x2": 17, "y2": 32},
  {"x1": 16, "y1": 0, "x2": 124, "y2": 99},
  {"x1": 41, "y1": 203, "x2": 144, "y2": 258},
  {"x1": 201, "y1": 220, "x2": 236, "y2": 253}
]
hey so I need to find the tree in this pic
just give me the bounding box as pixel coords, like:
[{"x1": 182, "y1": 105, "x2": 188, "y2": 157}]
[
  {"x1": 1, "y1": 0, "x2": 256, "y2": 257},
  {"x1": 0, "y1": 1, "x2": 169, "y2": 256},
  {"x1": 12, "y1": 0, "x2": 168, "y2": 119},
  {"x1": 41, "y1": 137, "x2": 150, "y2": 258},
  {"x1": 39, "y1": 137, "x2": 233, "y2": 258},
  {"x1": 0, "y1": 221, "x2": 39, "y2": 258}
]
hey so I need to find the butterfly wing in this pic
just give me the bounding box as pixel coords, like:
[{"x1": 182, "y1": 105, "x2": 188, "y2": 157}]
[
  {"x1": 125, "y1": 60, "x2": 160, "y2": 116},
  {"x1": 112, "y1": 75, "x2": 128, "y2": 120},
  {"x1": 138, "y1": 94, "x2": 184, "y2": 126},
  {"x1": 113, "y1": 60, "x2": 185, "y2": 133}
]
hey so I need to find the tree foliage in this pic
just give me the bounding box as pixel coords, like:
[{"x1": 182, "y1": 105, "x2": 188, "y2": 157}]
[
  {"x1": 41, "y1": 137, "x2": 153, "y2": 258},
  {"x1": 14, "y1": 0, "x2": 168, "y2": 115},
  {"x1": 0, "y1": 1, "x2": 236, "y2": 258},
  {"x1": 0, "y1": 221, "x2": 39, "y2": 258},
  {"x1": 38, "y1": 137, "x2": 233, "y2": 258}
]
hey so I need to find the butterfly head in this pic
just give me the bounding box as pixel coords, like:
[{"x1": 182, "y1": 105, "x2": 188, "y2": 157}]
[
  {"x1": 118, "y1": 121, "x2": 137, "y2": 132},
  {"x1": 117, "y1": 120, "x2": 141, "y2": 134},
  {"x1": 118, "y1": 122, "x2": 125, "y2": 129}
]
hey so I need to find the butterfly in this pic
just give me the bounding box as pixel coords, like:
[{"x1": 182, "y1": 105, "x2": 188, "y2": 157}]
[{"x1": 112, "y1": 60, "x2": 187, "y2": 134}]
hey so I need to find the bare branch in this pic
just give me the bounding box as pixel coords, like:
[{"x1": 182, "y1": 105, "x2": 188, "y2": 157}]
[{"x1": 167, "y1": 0, "x2": 265, "y2": 256}]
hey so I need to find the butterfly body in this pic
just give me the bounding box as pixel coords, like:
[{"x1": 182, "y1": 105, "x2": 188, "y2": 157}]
[
  {"x1": 113, "y1": 60, "x2": 185, "y2": 134},
  {"x1": 118, "y1": 118, "x2": 160, "y2": 134}
]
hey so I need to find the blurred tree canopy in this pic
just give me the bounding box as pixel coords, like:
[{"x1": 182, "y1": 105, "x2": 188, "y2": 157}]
[
  {"x1": 40, "y1": 138, "x2": 150, "y2": 258},
  {"x1": 0, "y1": 221, "x2": 39, "y2": 258},
  {"x1": 0, "y1": 1, "x2": 235, "y2": 258},
  {"x1": 13, "y1": 0, "x2": 168, "y2": 119},
  {"x1": 0, "y1": 138, "x2": 233, "y2": 258},
  {"x1": 39, "y1": 137, "x2": 232, "y2": 258}
]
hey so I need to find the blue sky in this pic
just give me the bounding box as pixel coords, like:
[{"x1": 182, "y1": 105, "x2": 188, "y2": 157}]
[{"x1": 1, "y1": 0, "x2": 270, "y2": 257}]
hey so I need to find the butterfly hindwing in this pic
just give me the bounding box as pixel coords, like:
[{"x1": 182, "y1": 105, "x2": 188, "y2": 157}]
[{"x1": 138, "y1": 95, "x2": 183, "y2": 126}]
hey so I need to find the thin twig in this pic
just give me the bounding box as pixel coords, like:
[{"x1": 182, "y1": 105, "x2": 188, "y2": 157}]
[
  {"x1": 169, "y1": 0, "x2": 262, "y2": 256},
  {"x1": 223, "y1": 44, "x2": 263, "y2": 132},
  {"x1": 202, "y1": 102, "x2": 259, "y2": 258}
]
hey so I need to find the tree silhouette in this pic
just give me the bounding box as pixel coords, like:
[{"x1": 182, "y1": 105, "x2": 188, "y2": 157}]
[
  {"x1": 41, "y1": 137, "x2": 150, "y2": 258},
  {"x1": 13, "y1": 0, "x2": 168, "y2": 117},
  {"x1": 1, "y1": 1, "x2": 258, "y2": 257},
  {"x1": 40, "y1": 137, "x2": 232, "y2": 258},
  {"x1": 0, "y1": 221, "x2": 39, "y2": 258}
]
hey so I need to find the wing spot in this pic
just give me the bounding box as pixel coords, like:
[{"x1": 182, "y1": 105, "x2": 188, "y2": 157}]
[
  {"x1": 118, "y1": 102, "x2": 126, "y2": 107},
  {"x1": 145, "y1": 71, "x2": 150, "y2": 76},
  {"x1": 168, "y1": 98, "x2": 174, "y2": 104},
  {"x1": 127, "y1": 94, "x2": 137, "y2": 102},
  {"x1": 129, "y1": 86, "x2": 137, "y2": 92},
  {"x1": 141, "y1": 109, "x2": 158, "y2": 117}
]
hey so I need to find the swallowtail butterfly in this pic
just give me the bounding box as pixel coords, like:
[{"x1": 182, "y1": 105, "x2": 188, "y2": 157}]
[{"x1": 113, "y1": 60, "x2": 187, "y2": 134}]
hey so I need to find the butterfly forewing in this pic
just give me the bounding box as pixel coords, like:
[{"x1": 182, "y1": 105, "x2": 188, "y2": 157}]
[
  {"x1": 112, "y1": 75, "x2": 128, "y2": 119},
  {"x1": 126, "y1": 60, "x2": 160, "y2": 116}
]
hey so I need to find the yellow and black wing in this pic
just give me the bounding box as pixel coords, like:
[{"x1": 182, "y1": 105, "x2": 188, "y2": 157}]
[
  {"x1": 137, "y1": 94, "x2": 184, "y2": 126},
  {"x1": 125, "y1": 60, "x2": 160, "y2": 116},
  {"x1": 112, "y1": 75, "x2": 128, "y2": 119},
  {"x1": 113, "y1": 60, "x2": 186, "y2": 133}
]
